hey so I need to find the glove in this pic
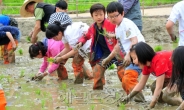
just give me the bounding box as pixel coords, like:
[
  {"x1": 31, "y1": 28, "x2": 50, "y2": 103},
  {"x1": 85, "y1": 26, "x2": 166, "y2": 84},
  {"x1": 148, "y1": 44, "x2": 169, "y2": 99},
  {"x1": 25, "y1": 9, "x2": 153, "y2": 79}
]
[
  {"x1": 75, "y1": 42, "x2": 82, "y2": 50},
  {"x1": 117, "y1": 91, "x2": 139, "y2": 106}
]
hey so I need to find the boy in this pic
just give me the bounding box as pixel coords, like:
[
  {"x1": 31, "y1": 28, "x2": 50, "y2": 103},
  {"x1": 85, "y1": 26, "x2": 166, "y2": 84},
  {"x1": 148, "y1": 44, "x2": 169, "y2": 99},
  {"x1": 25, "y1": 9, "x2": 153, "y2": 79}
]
[
  {"x1": 105, "y1": 1, "x2": 145, "y2": 101},
  {"x1": 76, "y1": 3, "x2": 124, "y2": 90},
  {"x1": 48, "y1": 0, "x2": 72, "y2": 25}
]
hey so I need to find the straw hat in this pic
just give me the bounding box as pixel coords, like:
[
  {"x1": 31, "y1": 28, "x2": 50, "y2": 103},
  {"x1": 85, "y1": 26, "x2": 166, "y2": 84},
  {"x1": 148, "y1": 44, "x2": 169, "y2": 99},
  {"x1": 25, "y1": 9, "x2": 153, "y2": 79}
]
[{"x1": 20, "y1": 0, "x2": 43, "y2": 17}]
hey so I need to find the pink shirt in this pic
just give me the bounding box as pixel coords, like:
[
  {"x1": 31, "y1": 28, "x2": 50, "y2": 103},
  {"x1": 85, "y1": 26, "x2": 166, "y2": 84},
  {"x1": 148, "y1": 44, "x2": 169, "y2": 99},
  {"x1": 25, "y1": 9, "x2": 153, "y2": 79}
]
[
  {"x1": 39, "y1": 39, "x2": 65, "y2": 74},
  {"x1": 142, "y1": 51, "x2": 172, "y2": 78}
]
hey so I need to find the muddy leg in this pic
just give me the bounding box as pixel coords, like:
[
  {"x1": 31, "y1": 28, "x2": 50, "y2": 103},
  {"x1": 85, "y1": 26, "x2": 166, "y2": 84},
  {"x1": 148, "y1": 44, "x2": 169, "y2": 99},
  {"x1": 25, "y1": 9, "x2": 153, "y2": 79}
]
[
  {"x1": 57, "y1": 65, "x2": 68, "y2": 80},
  {"x1": 176, "y1": 101, "x2": 184, "y2": 110},
  {"x1": 82, "y1": 65, "x2": 93, "y2": 80},
  {"x1": 72, "y1": 53, "x2": 84, "y2": 84},
  {"x1": 117, "y1": 65, "x2": 124, "y2": 82},
  {"x1": 93, "y1": 64, "x2": 105, "y2": 90},
  {"x1": 0, "y1": 90, "x2": 6, "y2": 110},
  {"x1": 122, "y1": 70, "x2": 139, "y2": 94},
  {"x1": 162, "y1": 84, "x2": 182, "y2": 106}
]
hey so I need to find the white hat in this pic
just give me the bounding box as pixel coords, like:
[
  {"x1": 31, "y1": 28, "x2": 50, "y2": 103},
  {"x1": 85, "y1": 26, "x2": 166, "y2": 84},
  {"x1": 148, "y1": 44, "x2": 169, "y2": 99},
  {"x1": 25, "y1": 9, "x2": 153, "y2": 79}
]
[{"x1": 20, "y1": 0, "x2": 43, "y2": 17}]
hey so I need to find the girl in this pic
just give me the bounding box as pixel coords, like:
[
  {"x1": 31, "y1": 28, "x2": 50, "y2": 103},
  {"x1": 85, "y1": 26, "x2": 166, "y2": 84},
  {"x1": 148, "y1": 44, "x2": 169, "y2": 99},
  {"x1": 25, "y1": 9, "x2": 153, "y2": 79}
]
[
  {"x1": 45, "y1": 21, "x2": 93, "y2": 84},
  {"x1": 168, "y1": 46, "x2": 184, "y2": 110},
  {"x1": 0, "y1": 26, "x2": 20, "y2": 64},
  {"x1": 121, "y1": 42, "x2": 181, "y2": 108},
  {"x1": 29, "y1": 39, "x2": 68, "y2": 81}
]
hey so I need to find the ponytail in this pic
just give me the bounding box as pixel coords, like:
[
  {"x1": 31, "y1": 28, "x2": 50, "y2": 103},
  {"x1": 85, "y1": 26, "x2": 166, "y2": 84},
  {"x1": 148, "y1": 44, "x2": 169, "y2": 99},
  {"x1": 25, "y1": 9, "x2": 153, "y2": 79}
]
[{"x1": 29, "y1": 41, "x2": 47, "y2": 59}]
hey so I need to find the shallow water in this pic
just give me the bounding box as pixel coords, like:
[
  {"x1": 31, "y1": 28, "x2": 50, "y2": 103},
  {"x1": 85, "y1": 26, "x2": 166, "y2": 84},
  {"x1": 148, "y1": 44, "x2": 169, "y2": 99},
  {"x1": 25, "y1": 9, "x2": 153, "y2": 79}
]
[{"x1": 0, "y1": 42, "x2": 180, "y2": 110}]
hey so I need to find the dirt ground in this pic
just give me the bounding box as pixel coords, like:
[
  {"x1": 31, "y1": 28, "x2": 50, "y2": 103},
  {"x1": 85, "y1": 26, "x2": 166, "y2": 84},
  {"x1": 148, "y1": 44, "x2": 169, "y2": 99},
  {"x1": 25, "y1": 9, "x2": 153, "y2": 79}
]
[{"x1": 0, "y1": 16, "x2": 180, "y2": 110}]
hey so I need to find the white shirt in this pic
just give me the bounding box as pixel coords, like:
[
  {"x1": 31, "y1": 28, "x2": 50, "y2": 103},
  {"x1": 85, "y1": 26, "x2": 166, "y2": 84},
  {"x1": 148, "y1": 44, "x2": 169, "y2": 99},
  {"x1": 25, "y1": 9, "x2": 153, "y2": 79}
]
[
  {"x1": 62, "y1": 22, "x2": 91, "y2": 57},
  {"x1": 115, "y1": 18, "x2": 145, "y2": 53},
  {"x1": 168, "y1": 1, "x2": 184, "y2": 46}
]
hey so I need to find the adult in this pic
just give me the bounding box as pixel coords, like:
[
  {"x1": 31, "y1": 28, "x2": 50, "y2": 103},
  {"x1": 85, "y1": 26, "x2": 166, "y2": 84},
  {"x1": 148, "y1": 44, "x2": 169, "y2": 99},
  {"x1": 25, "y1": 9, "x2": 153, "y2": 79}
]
[
  {"x1": 118, "y1": 0, "x2": 142, "y2": 31},
  {"x1": 166, "y1": 0, "x2": 184, "y2": 45},
  {"x1": 20, "y1": 0, "x2": 55, "y2": 43}
]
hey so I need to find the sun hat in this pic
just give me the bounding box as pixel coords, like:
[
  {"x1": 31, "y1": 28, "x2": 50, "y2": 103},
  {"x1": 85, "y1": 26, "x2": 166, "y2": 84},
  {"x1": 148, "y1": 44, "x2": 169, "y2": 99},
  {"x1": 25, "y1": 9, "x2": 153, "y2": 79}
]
[{"x1": 20, "y1": 0, "x2": 43, "y2": 17}]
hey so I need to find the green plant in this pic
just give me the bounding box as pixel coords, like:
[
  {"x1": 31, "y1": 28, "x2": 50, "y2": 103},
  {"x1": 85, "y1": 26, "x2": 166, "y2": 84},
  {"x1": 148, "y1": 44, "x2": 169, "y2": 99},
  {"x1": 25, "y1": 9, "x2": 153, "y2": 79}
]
[
  {"x1": 118, "y1": 103, "x2": 125, "y2": 110},
  {"x1": 61, "y1": 82, "x2": 67, "y2": 91},
  {"x1": 47, "y1": 57, "x2": 54, "y2": 63},
  {"x1": 26, "y1": 36, "x2": 31, "y2": 43},
  {"x1": 20, "y1": 69, "x2": 25, "y2": 78},
  {"x1": 18, "y1": 48, "x2": 23, "y2": 55},
  {"x1": 154, "y1": 45, "x2": 163, "y2": 52},
  {"x1": 41, "y1": 99, "x2": 46, "y2": 109},
  {"x1": 35, "y1": 89, "x2": 41, "y2": 95},
  {"x1": 67, "y1": 107, "x2": 74, "y2": 110},
  {"x1": 172, "y1": 37, "x2": 179, "y2": 49},
  {"x1": 90, "y1": 105, "x2": 95, "y2": 110},
  {"x1": 108, "y1": 64, "x2": 116, "y2": 70}
]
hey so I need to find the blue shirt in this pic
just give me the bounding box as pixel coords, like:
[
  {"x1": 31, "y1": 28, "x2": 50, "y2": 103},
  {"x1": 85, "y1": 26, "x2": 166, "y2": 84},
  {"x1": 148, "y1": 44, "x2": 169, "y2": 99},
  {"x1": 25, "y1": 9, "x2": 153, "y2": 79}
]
[{"x1": 0, "y1": 14, "x2": 10, "y2": 26}]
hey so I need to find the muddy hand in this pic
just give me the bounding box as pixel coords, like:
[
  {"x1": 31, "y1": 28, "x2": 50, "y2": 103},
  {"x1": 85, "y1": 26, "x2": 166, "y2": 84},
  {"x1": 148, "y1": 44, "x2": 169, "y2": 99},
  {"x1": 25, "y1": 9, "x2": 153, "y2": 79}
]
[
  {"x1": 102, "y1": 57, "x2": 111, "y2": 67},
  {"x1": 34, "y1": 73, "x2": 45, "y2": 81},
  {"x1": 122, "y1": 60, "x2": 130, "y2": 67},
  {"x1": 149, "y1": 101, "x2": 157, "y2": 109},
  {"x1": 170, "y1": 34, "x2": 177, "y2": 41},
  {"x1": 75, "y1": 42, "x2": 82, "y2": 50}
]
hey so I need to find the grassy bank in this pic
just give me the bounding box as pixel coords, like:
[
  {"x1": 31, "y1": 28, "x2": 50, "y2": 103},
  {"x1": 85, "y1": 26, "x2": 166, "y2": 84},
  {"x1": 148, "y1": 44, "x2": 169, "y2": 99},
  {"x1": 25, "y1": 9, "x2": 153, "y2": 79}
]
[{"x1": 1, "y1": 0, "x2": 181, "y2": 15}]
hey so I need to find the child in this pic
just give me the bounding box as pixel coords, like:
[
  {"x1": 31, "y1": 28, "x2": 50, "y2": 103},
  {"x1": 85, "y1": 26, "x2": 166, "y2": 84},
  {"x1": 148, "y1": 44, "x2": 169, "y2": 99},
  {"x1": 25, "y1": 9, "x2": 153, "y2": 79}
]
[
  {"x1": 0, "y1": 26, "x2": 20, "y2": 64},
  {"x1": 122, "y1": 42, "x2": 182, "y2": 109},
  {"x1": 48, "y1": 0, "x2": 72, "y2": 25},
  {"x1": 166, "y1": 0, "x2": 184, "y2": 44},
  {"x1": 46, "y1": 21, "x2": 93, "y2": 84},
  {"x1": 76, "y1": 3, "x2": 125, "y2": 90},
  {"x1": 105, "y1": 1, "x2": 145, "y2": 100},
  {"x1": 167, "y1": 46, "x2": 184, "y2": 110},
  {"x1": 29, "y1": 39, "x2": 68, "y2": 81}
]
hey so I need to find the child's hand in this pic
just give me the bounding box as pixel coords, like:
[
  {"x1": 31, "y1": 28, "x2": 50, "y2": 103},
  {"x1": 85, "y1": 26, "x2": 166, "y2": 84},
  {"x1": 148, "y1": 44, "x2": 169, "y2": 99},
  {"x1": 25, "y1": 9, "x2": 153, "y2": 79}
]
[
  {"x1": 170, "y1": 34, "x2": 177, "y2": 41},
  {"x1": 75, "y1": 42, "x2": 82, "y2": 50},
  {"x1": 102, "y1": 57, "x2": 111, "y2": 67},
  {"x1": 123, "y1": 54, "x2": 131, "y2": 67}
]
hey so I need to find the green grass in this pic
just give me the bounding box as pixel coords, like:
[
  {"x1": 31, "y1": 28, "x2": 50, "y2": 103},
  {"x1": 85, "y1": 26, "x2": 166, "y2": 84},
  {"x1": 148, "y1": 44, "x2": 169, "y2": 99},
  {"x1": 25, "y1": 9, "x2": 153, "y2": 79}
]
[
  {"x1": 1, "y1": 0, "x2": 180, "y2": 15},
  {"x1": 140, "y1": 0, "x2": 180, "y2": 6}
]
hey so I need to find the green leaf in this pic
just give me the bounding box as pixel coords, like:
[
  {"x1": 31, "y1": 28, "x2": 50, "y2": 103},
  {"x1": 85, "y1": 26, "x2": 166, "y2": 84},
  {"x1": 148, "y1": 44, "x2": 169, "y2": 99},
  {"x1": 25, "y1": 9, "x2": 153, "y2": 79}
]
[
  {"x1": 154, "y1": 45, "x2": 163, "y2": 52},
  {"x1": 26, "y1": 36, "x2": 31, "y2": 43},
  {"x1": 47, "y1": 57, "x2": 54, "y2": 63},
  {"x1": 18, "y1": 48, "x2": 23, "y2": 55}
]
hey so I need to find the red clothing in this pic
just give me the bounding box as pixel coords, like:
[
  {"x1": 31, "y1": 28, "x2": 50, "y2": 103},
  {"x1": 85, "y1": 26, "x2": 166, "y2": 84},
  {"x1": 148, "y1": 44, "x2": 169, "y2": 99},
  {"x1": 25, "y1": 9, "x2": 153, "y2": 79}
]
[
  {"x1": 78, "y1": 19, "x2": 118, "y2": 54},
  {"x1": 142, "y1": 51, "x2": 172, "y2": 78}
]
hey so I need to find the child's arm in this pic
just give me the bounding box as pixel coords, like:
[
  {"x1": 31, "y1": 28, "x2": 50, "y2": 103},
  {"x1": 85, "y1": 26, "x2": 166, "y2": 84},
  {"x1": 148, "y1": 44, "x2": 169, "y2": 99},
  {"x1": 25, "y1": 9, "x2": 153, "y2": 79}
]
[
  {"x1": 6, "y1": 32, "x2": 16, "y2": 48},
  {"x1": 149, "y1": 74, "x2": 165, "y2": 108},
  {"x1": 102, "y1": 43, "x2": 120, "y2": 66}
]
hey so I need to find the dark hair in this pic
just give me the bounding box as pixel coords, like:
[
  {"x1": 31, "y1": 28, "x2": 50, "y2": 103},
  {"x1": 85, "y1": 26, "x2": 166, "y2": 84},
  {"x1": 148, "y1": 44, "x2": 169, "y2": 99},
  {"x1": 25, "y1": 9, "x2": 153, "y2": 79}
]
[
  {"x1": 46, "y1": 21, "x2": 70, "y2": 39},
  {"x1": 29, "y1": 41, "x2": 47, "y2": 59},
  {"x1": 106, "y1": 1, "x2": 124, "y2": 14},
  {"x1": 55, "y1": 0, "x2": 68, "y2": 10},
  {"x1": 130, "y1": 42, "x2": 156, "y2": 65},
  {"x1": 90, "y1": 3, "x2": 105, "y2": 16},
  {"x1": 25, "y1": 1, "x2": 36, "y2": 10},
  {"x1": 170, "y1": 46, "x2": 184, "y2": 93}
]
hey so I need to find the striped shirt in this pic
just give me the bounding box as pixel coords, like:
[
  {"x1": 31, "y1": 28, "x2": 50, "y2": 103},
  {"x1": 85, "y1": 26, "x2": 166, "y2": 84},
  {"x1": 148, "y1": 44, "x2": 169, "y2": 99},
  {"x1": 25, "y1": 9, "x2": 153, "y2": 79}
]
[{"x1": 48, "y1": 12, "x2": 72, "y2": 25}]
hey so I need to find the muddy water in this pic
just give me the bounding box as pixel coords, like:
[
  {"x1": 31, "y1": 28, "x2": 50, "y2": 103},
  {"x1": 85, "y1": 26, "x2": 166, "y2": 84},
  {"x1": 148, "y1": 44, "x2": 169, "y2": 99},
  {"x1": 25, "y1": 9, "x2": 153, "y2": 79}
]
[{"x1": 0, "y1": 42, "x2": 179, "y2": 110}]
